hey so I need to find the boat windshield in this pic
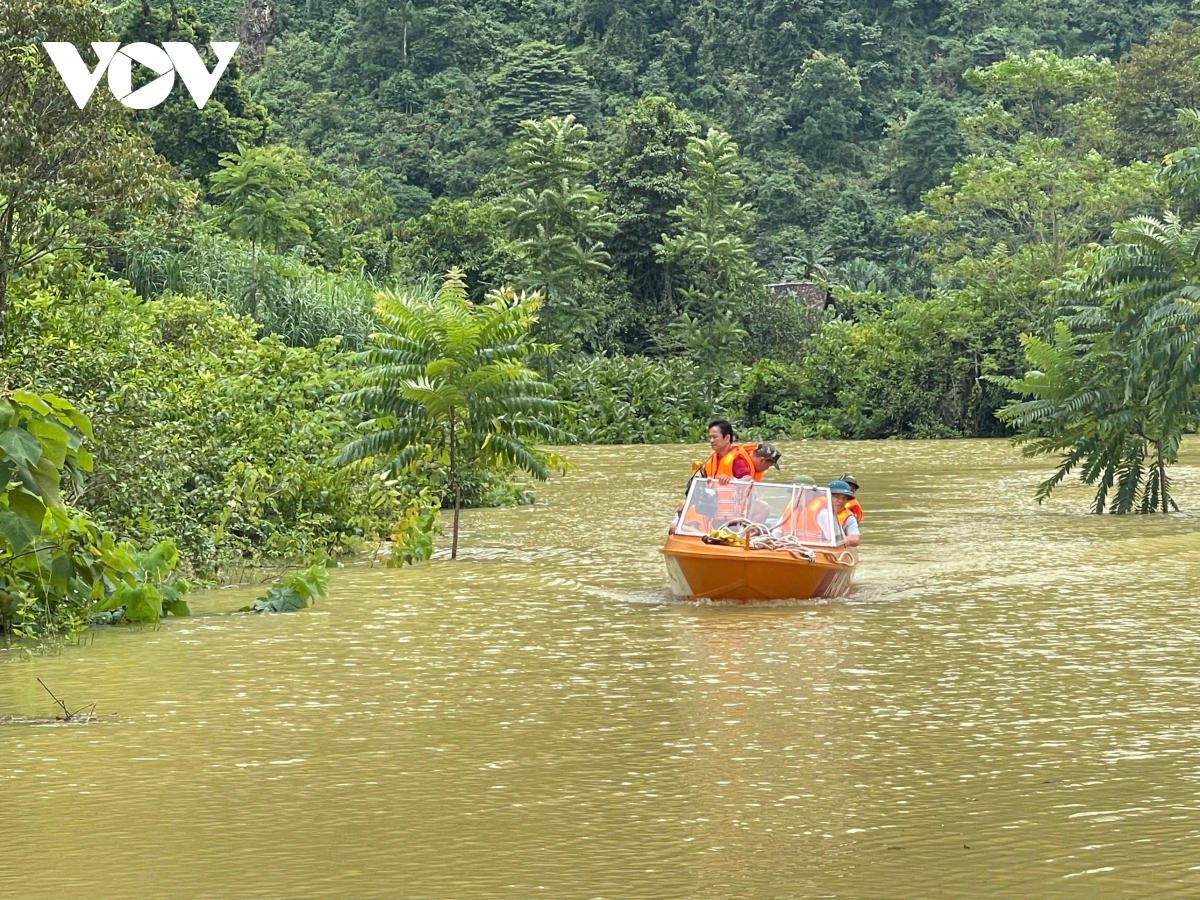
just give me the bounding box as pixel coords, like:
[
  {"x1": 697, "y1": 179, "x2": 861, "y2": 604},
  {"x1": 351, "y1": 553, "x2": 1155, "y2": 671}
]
[{"x1": 674, "y1": 479, "x2": 844, "y2": 546}]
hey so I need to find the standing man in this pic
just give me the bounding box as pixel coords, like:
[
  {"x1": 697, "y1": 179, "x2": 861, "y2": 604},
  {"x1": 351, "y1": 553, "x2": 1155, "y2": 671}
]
[{"x1": 701, "y1": 420, "x2": 753, "y2": 483}]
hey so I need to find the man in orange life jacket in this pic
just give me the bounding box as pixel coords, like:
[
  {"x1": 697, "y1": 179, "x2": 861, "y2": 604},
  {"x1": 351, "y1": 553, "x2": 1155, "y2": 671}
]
[
  {"x1": 825, "y1": 480, "x2": 860, "y2": 547},
  {"x1": 701, "y1": 419, "x2": 753, "y2": 483}
]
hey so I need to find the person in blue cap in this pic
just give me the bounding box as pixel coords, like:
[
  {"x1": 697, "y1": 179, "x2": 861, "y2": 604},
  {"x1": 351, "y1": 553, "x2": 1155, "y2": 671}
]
[{"x1": 825, "y1": 480, "x2": 860, "y2": 547}]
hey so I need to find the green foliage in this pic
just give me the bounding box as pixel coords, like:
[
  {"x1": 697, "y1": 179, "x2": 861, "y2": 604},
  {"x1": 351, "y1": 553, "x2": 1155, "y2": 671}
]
[
  {"x1": 1112, "y1": 22, "x2": 1200, "y2": 164},
  {"x1": 388, "y1": 499, "x2": 440, "y2": 567},
  {"x1": 599, "y1": 97, "x2": 698, "y2": 349},
  {"x1": 241, "y1": 560, "x2": 329, "y2": 613},
  {"x1": 113, "y1": 230, "x2": 377, "y2": 349},
  {"x1": 656, "y1": 129, "x2": 765, "y2": 398},
  {"x1": 339, "y1": 268, "x2": 566, "y2": 557},
  {"x1": 995, "y1": 202, "x2": 1200, "y2": 513},
  {"x1": 888, "y1": 98, "x2": 969, "y2": 208},
  {"x1": 497, "y1": 115, "x2": 615, "y2": 350},
  {"x1": 788, "y1": 52, "x2": 869, "y2": 166},
  {"x1": 4, "y1": 267, "x2": 407, "y2": 575},
  {"x1": 0, "y1": 0, "x2": 168, "y2": 343},
  {"x1": 550, "y1": 355, "x2": 737, "y2": 444},
  {"x1": 795, "y1": 292, "x2": 997, "y2": 439},
  {"x1": 0, "y1": 391, "x2": 189, "y2": 636},
  {"x1": 118, "y1": 2, "x2": 270, "y2": 181},
  {"x1": 489, "y1": 41, "x2": 598, "y2": 134},
  {"x1": 209, "y1": 143, "x2": 316, "y2": 316}
]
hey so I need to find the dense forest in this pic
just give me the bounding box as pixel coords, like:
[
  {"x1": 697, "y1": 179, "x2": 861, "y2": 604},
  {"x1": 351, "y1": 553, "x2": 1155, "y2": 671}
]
[{"x1": 3, "y1": 0, "x2": 1200, "y2": 633}]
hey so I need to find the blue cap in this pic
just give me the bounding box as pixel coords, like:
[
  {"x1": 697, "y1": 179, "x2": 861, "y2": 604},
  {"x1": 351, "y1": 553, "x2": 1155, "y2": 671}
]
[{"x1": 828, "y1": 479, "x2": 855, "y2": 497}]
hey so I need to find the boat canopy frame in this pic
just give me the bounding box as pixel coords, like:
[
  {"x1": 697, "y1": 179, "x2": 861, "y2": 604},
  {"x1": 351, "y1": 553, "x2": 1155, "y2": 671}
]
[{"x1": 675, "y1": 478, "x2": 846, "y2": 547}]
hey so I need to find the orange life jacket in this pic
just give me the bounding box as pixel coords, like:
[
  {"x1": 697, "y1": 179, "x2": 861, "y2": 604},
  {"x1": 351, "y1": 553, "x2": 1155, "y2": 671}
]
[
  {"x1": 701, "y1": 444, "x2": 755, "y2": 479},
  {"x1": 701, "y1": 445, "x2": 755, "y2": 525},
  {"x1": 837, "y1": 507, "x2": 854, "y2": 527},
  {"x1": 845, "y1": 498, "x2": 863, "y2": 523},
  {"x1": 777, "y1": 495, "x2": 827, "y2": 540}
]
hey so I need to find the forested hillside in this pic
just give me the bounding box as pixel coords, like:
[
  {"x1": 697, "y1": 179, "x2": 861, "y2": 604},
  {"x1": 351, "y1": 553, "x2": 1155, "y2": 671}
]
[
  {"x1": 5, "y1": 0, "x2": 1200, "y2": 630},
  {"x1": 182, "y1": 0, "x2": 1196, "y2": 267}
]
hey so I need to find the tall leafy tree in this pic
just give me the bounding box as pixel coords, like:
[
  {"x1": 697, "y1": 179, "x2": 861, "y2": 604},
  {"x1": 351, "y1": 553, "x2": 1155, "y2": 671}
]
[
  {"x1": 0, "y1": 0, "x2": 167, "y2": 347},
  {"x1": 209, "y1": 144, "x2": 314, "y2": 316},
  {"x1": 599, "y1": 96, "x2": 698, "y2": 337},
  {"x1": 497, "y1": 115, "x2": 615, "y2": 350},
  {"x1": 888, "y1": 97, "x2": 968, "y2": 208},
  {"x1": 338, "y1": 269, "x2": 565, "y2": 558},
  {"x1": 119, "y1": 0, "x2": 270, "y2": 181},
  {"x1": 656, "y1": 128, "x2": 765, "y2": 401},
  {"x1": 788, "y1": 52, "x2": 869, "y2": 167}
]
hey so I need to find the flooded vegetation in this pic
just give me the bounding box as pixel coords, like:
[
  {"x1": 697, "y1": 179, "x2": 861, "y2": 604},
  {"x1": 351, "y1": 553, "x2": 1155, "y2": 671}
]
[{"x1": 3, "y1": 439, "x2": 1200, "y2": 897}]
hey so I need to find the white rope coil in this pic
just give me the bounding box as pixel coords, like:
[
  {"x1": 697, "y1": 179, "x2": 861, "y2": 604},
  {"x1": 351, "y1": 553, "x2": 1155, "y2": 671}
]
[{"x1": 718, "y1": 518, "x2": 854, "y2": 565}]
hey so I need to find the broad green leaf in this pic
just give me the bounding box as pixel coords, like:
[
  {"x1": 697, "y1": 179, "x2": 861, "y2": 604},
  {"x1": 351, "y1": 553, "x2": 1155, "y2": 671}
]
[
  {"x1": 0, "y1": 507, "x2": 40, "y2": 554},
  {"x1": 12, "y1": 391, "x2": 52, "y2": 416},
  {"x1": 8, "y1": 490, "x2": 45, "y2": 532},
  {"x1": 0, "y1": 428, "x2": 42, "y2": 468}
]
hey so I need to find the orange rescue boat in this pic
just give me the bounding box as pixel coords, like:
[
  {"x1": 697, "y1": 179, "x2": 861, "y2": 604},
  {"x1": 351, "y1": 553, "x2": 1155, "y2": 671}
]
[{"x1": 661, "y1": 479, "x2": 858, "y2": 602}]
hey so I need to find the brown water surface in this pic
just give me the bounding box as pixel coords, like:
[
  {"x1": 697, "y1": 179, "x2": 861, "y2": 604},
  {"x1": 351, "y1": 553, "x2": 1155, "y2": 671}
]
[{"x1": 3, "y1": 439, "x2": 1200, "y2": 898}]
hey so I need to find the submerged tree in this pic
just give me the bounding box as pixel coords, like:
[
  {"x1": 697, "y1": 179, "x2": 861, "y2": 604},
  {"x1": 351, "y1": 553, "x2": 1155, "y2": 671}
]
[
  {"x1": 995, "y1": 204, "x2": 1200, "y2": 513},
  {"x1": 338, "y1": 269, "x2": 565, "y2": 558}
]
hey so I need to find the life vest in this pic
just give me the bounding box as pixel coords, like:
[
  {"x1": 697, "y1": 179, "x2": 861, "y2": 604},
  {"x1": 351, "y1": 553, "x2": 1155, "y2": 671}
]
[
  {"x1": 701, "y1": 445, "x2": 755, "y2": 525},
  {"x1": 680, "y1": 505, "x2": 711, "y2": 534},
  {"x1": 776, "y1": 495, "x2": 827, "y2": 541},
  {"x1": 845, "y1": 498, "x2": 863, "y2": 523},
  {"x1": 701, "y1": 445, "x2": 755, "y2": 479}
]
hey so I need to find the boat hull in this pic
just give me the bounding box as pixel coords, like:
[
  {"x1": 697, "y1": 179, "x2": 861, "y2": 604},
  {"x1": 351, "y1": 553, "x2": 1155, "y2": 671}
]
[{"x1": 660, "y1": 534, "x2": 856, "y2": 602}]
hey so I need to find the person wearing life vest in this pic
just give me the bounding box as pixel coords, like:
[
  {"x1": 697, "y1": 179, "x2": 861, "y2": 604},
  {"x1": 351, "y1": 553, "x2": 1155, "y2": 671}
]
[
  {"x1": 746, "y1": 442, "x2": 782, "y2": 482},
  {"x1": 773, "y1": 475, "x2": 827, "y2": 539},
  {"x1": 670, "y1": 421, "x2": 752, "y2": 533},
  {"x1": 701, "y1": 419, "x2": 754, "y2": 483},
  {"x1": 840, "y1": 473, "x2": 863, "y2": 523},
  {"x1": 824, "y1": 480, "x2": 860, "y2": 547},
  {"x1": 698, "y1": 420, "x2": 759, "y2": 526}
]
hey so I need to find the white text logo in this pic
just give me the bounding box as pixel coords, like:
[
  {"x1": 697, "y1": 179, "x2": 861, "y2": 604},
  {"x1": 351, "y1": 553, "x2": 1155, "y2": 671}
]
[{"x1": 41, "y1": 41, "x2": 240, "y2": 109}]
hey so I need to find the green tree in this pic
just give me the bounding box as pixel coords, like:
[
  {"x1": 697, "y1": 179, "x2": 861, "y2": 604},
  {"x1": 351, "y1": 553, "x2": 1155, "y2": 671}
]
[
  {"x1": 788, "y1": 52, "x2": 869, "y2": 166},
  {"x1": 901, "y1": 52, "x2": 1159, "y2": 323},
  {"x1": 1112, "y1": 22, "x2": 1200, "y2": 163},
  {"x1": 338, "y1": 269, "x2": 565, "y2": 558},
  {"x1": 656, "y1": 128, "x2": 765, "y2": 401},
  {"x1": 0, "y1": 0, "x2": 167, "y2": 346},
  {"x1": 599, "y1": 96, "x2": 698, "y2": 343},
  {"x1": 994, "y1": 123, "x2": 1200, "y2": 513},
  {"x1": 209, "y1": 144, "x2": 314, "y2": 316},
  {"x1": 119, "y1": 0, "x2": 270, "y2": 181},
  {"x1": 489, "y1": 41, "x2": 598, "y2": 134},
  {"x1": 888, "y1": 97, "x2": 968, "y2": 207},
  {"x1": 498, "y1": 115, "x2": 616, "y2": 350}
]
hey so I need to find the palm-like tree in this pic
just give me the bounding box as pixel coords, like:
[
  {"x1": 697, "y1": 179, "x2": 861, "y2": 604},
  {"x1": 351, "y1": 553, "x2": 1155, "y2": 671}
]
[
  {"x1": 995, "y1": 211, "x2": 1200, "y2": 513},
  {"x1": 339, "y1": 269, "x2": 566, "y2": 557}
]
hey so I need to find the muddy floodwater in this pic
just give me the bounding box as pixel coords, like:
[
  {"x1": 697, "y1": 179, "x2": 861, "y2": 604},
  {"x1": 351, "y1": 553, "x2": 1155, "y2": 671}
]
[{"x1": 4, "y1": 439, "x2": 1200, "y2": 898}]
